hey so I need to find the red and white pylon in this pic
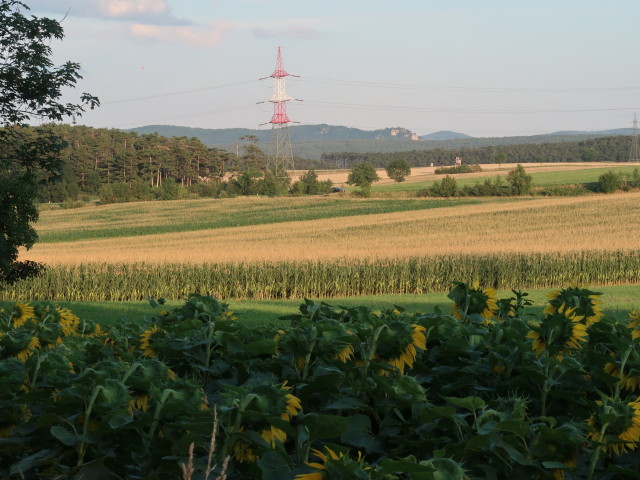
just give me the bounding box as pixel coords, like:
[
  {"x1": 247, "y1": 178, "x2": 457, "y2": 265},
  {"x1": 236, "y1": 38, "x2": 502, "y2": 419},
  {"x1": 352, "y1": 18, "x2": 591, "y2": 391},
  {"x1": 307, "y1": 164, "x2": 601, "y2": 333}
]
[{"x1": 260, "y1": 47, "x2": 300, "y2": 178}]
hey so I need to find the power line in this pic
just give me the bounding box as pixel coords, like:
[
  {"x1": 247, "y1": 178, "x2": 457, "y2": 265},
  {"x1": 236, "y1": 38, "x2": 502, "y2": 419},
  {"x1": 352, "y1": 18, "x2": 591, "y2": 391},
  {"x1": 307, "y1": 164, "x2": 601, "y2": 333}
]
[
  {"x1": 303, "y1": 76, "x2": 640, "y2": 93},
  {"x1": 304, "y1": 100, "x2": 640, "y2": 114},
  {"x1": 114, "y1": 104, "x2": 256, "y2": 129},
  {"x1": 103, "y1": 80, "x2": 255, "y2": 105}
]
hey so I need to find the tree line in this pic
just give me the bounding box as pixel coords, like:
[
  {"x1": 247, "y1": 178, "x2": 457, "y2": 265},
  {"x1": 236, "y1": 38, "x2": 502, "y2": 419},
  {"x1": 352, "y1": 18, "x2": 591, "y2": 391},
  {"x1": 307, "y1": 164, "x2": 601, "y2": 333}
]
[
  {"x1": 11, "y1": 125, "x2": 340, "y2": 203},
  {"x1": 31, "y1": 124, "x2": 230, "y2": 202},
  {"x1": 321, "y1": 135, "x2": 635, "y2": 168}
]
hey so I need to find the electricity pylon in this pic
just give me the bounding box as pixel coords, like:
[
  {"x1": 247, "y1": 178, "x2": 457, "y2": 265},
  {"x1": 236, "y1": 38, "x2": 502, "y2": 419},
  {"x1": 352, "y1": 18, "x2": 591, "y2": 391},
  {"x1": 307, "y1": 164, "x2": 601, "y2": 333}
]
[{"x1": 260, "y1": 47, "x2": 300, "y2": 178}]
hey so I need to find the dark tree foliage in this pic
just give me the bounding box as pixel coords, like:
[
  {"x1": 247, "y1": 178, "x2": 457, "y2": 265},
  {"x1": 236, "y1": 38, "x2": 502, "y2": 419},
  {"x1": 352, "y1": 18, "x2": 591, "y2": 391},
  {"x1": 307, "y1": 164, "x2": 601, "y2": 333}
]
[
  {"x1": 322, "y1": 135, "x2": 634, "y2": 168},
  {"x1": 0, "y1": 0, "x2": 98, "y2": 282},
  {"x1": 36, "y1": 125, "x2": 229, "y2": 201}
]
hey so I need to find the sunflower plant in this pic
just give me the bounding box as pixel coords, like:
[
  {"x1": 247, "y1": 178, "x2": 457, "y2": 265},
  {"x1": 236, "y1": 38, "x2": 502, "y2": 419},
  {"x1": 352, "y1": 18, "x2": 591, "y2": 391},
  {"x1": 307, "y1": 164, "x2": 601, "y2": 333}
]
[
  {"x1": 495, "y1": 289, "x2": 533, "y2": 321},
  {"x1": 527, "y1": 304, "x2": 590, "y2": 358},
  {"x1": 586, "y1": 396, "x2": 640, "y2": 461},
  {"x1": 138, "y1": 294, "x2": 237, "y2": 378},
  {"x1": 448, "y1": 281, "x2": 498, "y2": 323},
  {"x1": 274, "y1": 319, "x2": 357, "y2": 379},
  {"x1": 225, "y1": 381, "x2": 302, "y2": 465},
  {"x1": 545, "y1": 286, "x2": 603, "y2": 325},
  {"x1": 295, "y1": 445, "x2": 371, "y2": 480}
]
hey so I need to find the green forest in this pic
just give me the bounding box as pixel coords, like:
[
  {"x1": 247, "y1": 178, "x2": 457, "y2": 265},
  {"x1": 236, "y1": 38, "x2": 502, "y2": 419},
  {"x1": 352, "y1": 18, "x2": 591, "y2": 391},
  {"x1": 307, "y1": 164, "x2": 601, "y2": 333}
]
[
  {"x1": 16, "y1": 124, "x2": 637, "y2": 204},
  {"x1": 322, "y1": 135, "x2": 635, "y2": 168}
]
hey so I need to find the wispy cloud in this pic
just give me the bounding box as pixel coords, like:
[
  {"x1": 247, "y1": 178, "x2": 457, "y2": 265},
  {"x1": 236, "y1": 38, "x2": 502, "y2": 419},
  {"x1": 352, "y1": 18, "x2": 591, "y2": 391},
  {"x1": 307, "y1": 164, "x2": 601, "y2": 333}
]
[
  {"x1": 100, "y1": 0, "x2": 166, "y2": 18},
  {"x1": 252, "y1": 25, "x2": 322, "y2": 40},
  {"x1": 130, "y1": 21, "x2": 233, "y2": 48},
  {"x1": 28, "y1": 0, "x2": 190, "y2": 26}
]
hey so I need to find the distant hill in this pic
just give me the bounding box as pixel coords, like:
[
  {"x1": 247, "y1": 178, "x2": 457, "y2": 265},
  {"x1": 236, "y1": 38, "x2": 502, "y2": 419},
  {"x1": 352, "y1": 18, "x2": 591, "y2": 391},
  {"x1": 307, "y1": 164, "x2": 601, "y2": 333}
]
[
  {"x1": 546, "y1": 128, "x2": 634, "y2": 136},
  {"x1": 420, "y1": 131, "x2": 473, "y2": 140},
  {"x1": 127, "y1": 124, "x2": 420, "y2": 144},
  {"x1": 125, "y1": 124, "x2": 634, "y2": 160}
]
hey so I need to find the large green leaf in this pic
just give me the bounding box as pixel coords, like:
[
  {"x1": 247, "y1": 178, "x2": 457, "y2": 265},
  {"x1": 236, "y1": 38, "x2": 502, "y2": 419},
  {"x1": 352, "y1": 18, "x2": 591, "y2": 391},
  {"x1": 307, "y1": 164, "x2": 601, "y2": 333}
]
[
  {"x1": 442, "y1": 396, "x2": 486, "y2": 412},
  {"x1": 340, "y1": 414, "x2": 384, "y2": 453},
  {"x1": 257, "y1": 450, "x2": 292, "y2": 480},
  {"x1": 302, "y1": 413, "x2": 349, "y2": 439},
  {"x1": 50, "y1": 425, "x2": 77, "y2": 446}
]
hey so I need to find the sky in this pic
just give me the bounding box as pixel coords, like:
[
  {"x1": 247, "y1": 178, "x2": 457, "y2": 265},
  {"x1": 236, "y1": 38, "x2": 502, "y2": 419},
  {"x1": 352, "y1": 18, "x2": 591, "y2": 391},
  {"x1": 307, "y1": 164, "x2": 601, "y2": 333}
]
[{"x1": 27, "y1": 0, "x2": 640, "y2": 137}]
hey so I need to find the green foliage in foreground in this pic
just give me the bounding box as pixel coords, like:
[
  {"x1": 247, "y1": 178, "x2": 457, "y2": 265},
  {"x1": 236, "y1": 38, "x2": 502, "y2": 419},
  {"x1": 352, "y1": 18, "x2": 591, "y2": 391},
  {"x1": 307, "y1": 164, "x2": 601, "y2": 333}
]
[
  {"x1": 2, "y1": 284, "x2": 640, "y2": 479},
  {"x1": 3, "y1": 250, "x2": 640, "y2": 301}
]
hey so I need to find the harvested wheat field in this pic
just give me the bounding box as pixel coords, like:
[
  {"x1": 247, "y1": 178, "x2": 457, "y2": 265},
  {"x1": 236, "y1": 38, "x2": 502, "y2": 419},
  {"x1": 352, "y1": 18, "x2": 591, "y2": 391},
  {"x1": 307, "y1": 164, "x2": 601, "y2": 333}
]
[{"x1": 21, "y1": 192, "x2": 640, "y2": 265}]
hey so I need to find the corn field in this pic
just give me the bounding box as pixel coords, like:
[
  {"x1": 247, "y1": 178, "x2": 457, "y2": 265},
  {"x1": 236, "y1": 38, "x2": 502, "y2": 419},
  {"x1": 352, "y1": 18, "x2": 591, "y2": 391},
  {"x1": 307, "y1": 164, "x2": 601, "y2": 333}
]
[{"x1": 3, "y1": 250, "x2": 639, "y2": 301}]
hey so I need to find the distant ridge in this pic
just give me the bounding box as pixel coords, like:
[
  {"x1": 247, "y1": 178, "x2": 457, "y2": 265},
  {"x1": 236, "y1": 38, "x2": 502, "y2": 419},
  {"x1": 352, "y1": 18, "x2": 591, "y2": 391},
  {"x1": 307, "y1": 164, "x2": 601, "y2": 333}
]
[
  {"x1": 126, "y1": 124, "x2": 420, "y2": 144},
  {"x1": 420, "y1": 131, "x2": 473, "y2": 140},
  {"x1": 546, "y1": 128, "x2": 634, "y2": 136},
  {"x1": 127, "y1": 124, "x2": 633, "y2": 144},
  {"x1": 124, "y1": 124, "x2": 634, "y2": 160}
]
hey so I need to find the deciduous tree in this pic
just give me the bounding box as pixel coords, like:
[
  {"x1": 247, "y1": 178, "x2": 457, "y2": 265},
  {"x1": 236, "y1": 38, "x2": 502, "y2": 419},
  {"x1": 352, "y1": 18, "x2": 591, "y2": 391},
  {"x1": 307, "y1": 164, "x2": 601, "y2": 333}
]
[
  {"x1": 0, "y1": 0, "x2": 98, "y2": 281},
  {"x1": 386, "y1": 158, "x2": 411, "y2": 182},
  {"x1": 347, "y1": 161, "x2": 380, "y2": 197},
  {"x1": 347, "y1": 162, "x2": 380, "y2": 187}
]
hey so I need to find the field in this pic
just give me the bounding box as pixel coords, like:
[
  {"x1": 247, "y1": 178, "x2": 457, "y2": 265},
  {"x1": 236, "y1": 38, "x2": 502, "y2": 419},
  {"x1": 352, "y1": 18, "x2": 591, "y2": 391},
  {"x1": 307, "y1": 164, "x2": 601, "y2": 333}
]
[
  {"x1": 4, "y1": 163, "x2": 640, "y2": 479},
  {"x1": 4, "y1": 162, "x2": 640, "y2": 301},
  {"x1": 1, "y1": 193, "x2": 637, "y2": 302},
  {"x1": 17, "y1": 192, "x2": 640, "y2": 265}
]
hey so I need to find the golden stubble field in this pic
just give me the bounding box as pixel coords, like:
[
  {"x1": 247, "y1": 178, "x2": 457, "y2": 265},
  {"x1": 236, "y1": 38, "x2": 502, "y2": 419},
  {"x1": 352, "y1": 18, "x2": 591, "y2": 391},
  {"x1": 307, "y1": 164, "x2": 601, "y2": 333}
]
[{"x1": 21, "y1": 192, "x2": 640, "y2": 265}]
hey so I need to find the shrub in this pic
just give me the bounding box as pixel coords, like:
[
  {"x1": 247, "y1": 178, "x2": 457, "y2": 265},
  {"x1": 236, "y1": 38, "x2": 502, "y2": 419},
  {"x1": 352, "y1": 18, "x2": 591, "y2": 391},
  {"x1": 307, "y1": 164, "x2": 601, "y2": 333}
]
[
  {"x1": 461, "y1": 177, "x2": 506, "y2": 196},
  {"x1": 434, "y1": 164, "x2": 482, "y2": 174},
  {"x1": 538, "y1": 184, "x2": 591, "y2": 196},
  {"x1": 506, "y1": 164, "x2": 533, "y2": 195},
  {"x1": 435, "y1": 175, "x2": 459, "y2": 197},
  {"x1": 598, "y1": 171, "x2": 623, "y2": 193}
]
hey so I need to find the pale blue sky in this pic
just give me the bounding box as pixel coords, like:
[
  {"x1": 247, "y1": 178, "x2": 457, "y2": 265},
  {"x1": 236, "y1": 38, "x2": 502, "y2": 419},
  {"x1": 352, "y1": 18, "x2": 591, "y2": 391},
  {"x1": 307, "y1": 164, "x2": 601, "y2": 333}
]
[{"x1": 28, "y1": 0, "x2": 640, "y2": 137}]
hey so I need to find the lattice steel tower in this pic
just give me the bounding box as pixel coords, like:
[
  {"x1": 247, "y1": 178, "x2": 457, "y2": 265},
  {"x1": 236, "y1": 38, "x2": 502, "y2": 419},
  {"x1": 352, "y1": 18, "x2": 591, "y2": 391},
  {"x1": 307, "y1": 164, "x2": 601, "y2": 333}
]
[
  {"x1": 631, "y1": 113, "x2": 639, "y2": 162},
  {"x1": 260, "y1": 47, "x2": 299, "y2": 178}
]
